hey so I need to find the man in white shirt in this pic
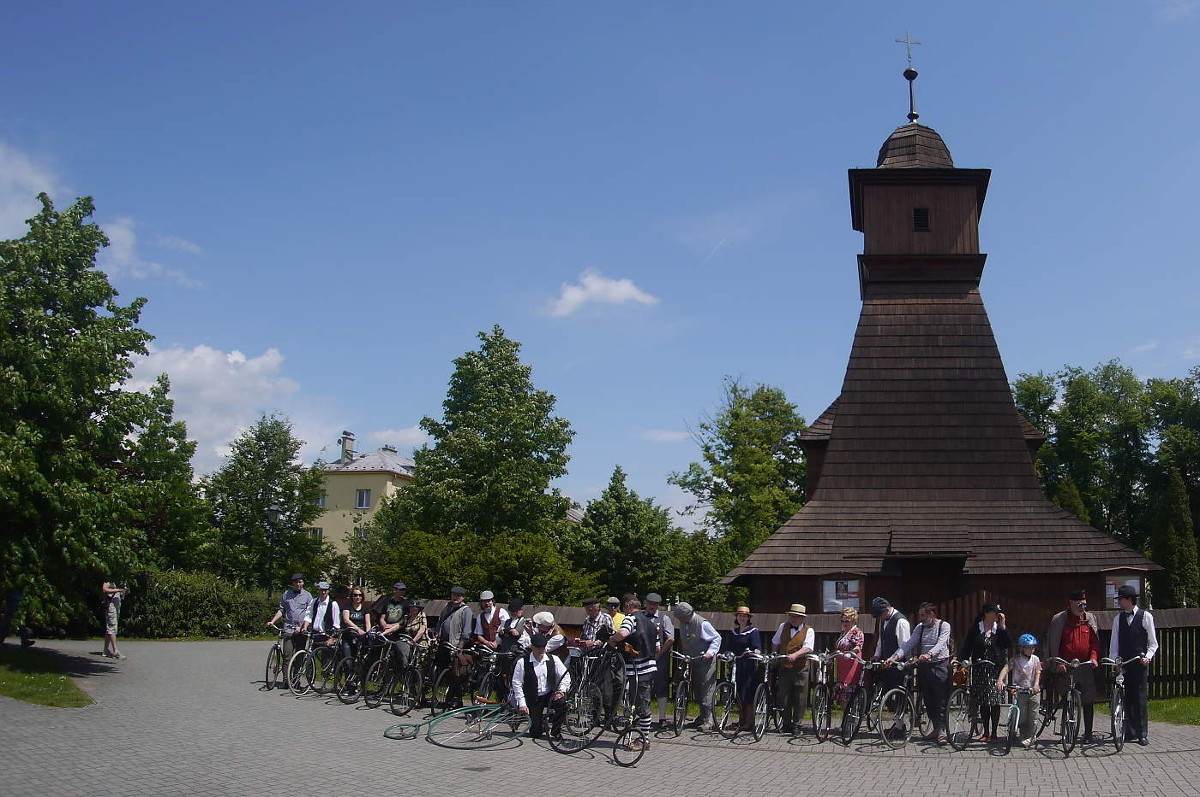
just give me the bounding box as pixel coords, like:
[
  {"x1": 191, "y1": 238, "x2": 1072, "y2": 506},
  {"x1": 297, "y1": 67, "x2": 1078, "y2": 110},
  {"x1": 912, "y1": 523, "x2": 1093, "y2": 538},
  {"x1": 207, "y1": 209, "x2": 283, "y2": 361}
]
[
  {"x1": 301, "y1": 581, "x2": 341, "y2": 647},
  {"x1": 870, "y1": 597, "x2": 911, "y2": 693},
  {"x1": 772, "y1": 604, "x2": 815, "y2": 733},
  {"x1": 473, "y1": 590, "x2": 509, "y2": 650},
  {"x1": 510, "y1": 633, "x2": 572, "y2": 739},
  {"x1": 1110, "y1": 584, "x2": 1158, "y2": 745}
]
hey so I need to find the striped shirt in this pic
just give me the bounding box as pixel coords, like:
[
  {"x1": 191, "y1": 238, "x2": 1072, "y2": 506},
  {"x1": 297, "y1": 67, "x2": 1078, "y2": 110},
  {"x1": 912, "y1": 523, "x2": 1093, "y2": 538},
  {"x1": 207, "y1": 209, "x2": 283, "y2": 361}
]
[{"x1": 620, "y1": 615, "x2": 657, "y2": 677}]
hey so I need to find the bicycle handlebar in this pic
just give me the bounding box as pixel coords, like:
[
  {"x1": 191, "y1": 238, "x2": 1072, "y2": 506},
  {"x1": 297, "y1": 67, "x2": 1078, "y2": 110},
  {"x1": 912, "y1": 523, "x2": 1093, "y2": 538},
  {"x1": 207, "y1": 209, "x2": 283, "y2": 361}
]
[
  {"x1": 1100, "y1": 656, "x2": 1142, "y2": 668},
  {"x1": 1046, "y1": 657, "x2": 1096, "y2": 668}
]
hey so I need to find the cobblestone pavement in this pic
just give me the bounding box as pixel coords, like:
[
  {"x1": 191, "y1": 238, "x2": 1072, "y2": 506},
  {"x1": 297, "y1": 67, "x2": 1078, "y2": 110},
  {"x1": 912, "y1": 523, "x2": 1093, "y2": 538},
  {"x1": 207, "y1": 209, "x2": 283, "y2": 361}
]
[{"x1": 4, "y1": 639, "x2": 1200, "y2": 796}]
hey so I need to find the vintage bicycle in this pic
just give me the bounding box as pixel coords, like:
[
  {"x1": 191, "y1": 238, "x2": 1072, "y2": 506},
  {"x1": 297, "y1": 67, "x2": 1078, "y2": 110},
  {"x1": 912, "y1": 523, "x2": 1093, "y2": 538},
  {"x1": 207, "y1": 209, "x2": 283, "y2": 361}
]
[{"x1": 1100, "y1": 656, "x2": 1142, "y2": 753}]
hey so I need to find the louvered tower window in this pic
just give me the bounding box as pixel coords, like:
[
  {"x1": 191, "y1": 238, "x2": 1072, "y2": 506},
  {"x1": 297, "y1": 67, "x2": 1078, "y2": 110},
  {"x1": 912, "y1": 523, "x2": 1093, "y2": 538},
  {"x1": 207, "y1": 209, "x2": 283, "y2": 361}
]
[{"x1": 913, "y1": 207, "x2": 930, "y2": 232}]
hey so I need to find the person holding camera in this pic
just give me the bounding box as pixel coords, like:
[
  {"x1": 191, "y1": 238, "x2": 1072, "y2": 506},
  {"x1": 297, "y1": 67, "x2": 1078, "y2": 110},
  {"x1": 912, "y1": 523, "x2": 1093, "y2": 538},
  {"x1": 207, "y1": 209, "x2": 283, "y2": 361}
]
[{"x1": 101, "y1": 579, "x2": 129, "y2": 659}]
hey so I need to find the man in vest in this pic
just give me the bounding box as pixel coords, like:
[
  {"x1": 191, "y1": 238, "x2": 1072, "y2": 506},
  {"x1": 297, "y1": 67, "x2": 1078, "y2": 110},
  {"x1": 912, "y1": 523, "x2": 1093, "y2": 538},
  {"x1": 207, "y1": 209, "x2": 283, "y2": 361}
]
[
  {"x1": 1109, "y1": 584, "x2": 1158, "y2": 746},
  {"x1": 772, "y1": 604, "x2": 815, "y2": 734},
  {"x1": 510, "y1": 633, "x2": 572, "y2": 740},
  {"x1": 498, "y1": 598, "x2": 528, "y2": 654},
  {"x1": 870, "y1": 597, "x2": 910, "y2": 693},
  {"x1": 473, "y1": 590, "x2": 508, "y2": 650},
  {"x1": 1046, "y1": 588, "x2": 1101, "y2": 742},
  {"x1": 301, "y1": 581, "x2": 341, "y2": 648},
  {"x1": 671, "y1": 601, "x2": 721, "y2": 731},
  {"x1": 608, "y1": 597, "x2": 658, "y2": 750},
  {"x1": 644, "y1": 592, "x2": 675, "y2": 729},
  {"x1": 886, "y1": 602, "x2": 952, "y2": 743}
]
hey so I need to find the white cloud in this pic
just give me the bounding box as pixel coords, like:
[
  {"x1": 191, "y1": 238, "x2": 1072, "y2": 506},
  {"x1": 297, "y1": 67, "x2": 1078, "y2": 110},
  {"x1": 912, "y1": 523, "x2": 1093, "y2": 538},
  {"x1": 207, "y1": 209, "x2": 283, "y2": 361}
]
[
  {"x1": 127, "y1": 344, "x2": 327, "y2": 474},
  {"x1": 0, "y1": 140, "x2": 61, "y2": 239},
  {"x1": 1130, "y1": 340, "x2": 1159, "y2": 354},
  {"x1": 641, "y1": 429, "x2": 691, "y2": 443},
  {"x1": 101, "y1": 217, "x2": 201, "y2": 288},
  {"x1": 549, "y1": 269, "x2": 659, "y2": 317},
  {"x1": 368, "y1": 426, "x2": 430, "y2": 449},
  {"x1": 152, "y1": 234, "x2": 203, "y2": 255},
  {"x1": 1155, "y1": 0, "x2": 1196, "y2": 21}
]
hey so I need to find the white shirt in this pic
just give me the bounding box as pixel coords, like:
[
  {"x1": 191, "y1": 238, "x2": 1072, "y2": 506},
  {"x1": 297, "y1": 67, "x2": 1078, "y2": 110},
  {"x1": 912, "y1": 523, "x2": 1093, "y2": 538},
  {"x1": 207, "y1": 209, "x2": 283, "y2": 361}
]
[
  {"x1": 473, "y1": 606, "x2": 511, "y2": 638},
  {"x1": 772, "y1": 622, "x2": 814, "y2": 652},
  {"x1": 872, "y1": 609, "x2": 912, "y2": 659},
  {"x1": 1010, "y1": 653, "x2": 1040, "y2": 689},
  {"x1": 307, "y1": 598, "x2": 341, "y2": 634},
  {"x1": 509, "y1": 652, "x2": 573, "y2": 709},
  {"x1": 1109, "y1": 609, "x2": 1159, "y2": 661}
]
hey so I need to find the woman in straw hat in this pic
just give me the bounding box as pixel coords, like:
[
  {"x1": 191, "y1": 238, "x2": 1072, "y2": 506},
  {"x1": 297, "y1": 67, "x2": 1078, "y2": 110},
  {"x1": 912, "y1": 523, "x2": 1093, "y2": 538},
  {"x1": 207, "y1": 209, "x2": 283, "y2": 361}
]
[{"x1": 729, "y1": 606, "x2": 762, "y2": 729}]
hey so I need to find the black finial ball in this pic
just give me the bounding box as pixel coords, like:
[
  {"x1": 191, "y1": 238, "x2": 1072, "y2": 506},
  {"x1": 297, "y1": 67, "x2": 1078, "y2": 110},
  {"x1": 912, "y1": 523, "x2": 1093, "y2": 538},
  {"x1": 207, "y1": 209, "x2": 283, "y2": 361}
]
[{"x1": 903, "y1": 67, "x2": 918, "y2": 82}]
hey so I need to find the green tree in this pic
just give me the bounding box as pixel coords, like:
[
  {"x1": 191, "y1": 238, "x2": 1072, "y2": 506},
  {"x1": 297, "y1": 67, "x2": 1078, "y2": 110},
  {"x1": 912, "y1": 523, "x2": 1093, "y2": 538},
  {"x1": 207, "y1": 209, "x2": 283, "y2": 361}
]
[
  {"x1": 1147, "y1": 369, "x2": 1200, "y2": 542},
  {"x1": 0, "y1": 195, "x2": 174, "y2": 624},
  {"x1": 1149, "y1": 467, "x2": 1200, "y2": 608},
  {"x1": 564, "y1": 465, "x2": 679, "y2": 599},
  {"x1": 202, "y1": 414, "x2": 328, "y2": 588},
  {"x1": 669, "y1": 379, "x2": 807, "y2": 561},
  {"x1": 385, "y1": 325, "x2": 574, "y2": 538},
  {"x1": 1052, "y1": 476, "x2": 1091, "y2": 524}
]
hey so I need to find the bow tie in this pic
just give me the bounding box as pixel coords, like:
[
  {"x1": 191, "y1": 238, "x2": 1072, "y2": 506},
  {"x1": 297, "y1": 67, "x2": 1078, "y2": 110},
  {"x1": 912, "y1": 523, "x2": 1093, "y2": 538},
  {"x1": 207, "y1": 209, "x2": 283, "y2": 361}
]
[{"x1": 1123, "y1": 612, "x2": 1134, "y2": 619}]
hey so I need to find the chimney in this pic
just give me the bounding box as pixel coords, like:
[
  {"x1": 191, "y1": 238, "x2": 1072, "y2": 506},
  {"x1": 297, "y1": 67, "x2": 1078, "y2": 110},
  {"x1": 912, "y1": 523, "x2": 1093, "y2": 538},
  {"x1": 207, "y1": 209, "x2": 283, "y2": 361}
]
[
  {"x1": 381, "y1": 444, "x2": 397, "y2": 454},
  {"x1": 338, "y1": 431, "x2": 356, "y2": 463}
]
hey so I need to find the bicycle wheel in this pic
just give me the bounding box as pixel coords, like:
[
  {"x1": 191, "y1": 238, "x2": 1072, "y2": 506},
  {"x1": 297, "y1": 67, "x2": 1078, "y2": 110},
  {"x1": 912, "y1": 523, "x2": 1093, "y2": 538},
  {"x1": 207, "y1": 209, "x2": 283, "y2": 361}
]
[
  {"x1": 287, "y1": 651, "x2": 312, "y2": 696},
  {"x1": 877, "y1": 688, "x2": 913, "y2": 750},
  {"x1": 948, "y1": 689, "x2": 972, "y2": 751},
  {"x1": 264, "y1": 645, "x2": 283, "y2": 690},
  {"x1": 472, "y1": 671, "x2": 496, "y2": 705},
  {"x1": 1110, "y1": 684, "x2": 1125, "y2": 753},
  {"x1": 1004, "y1": 703, "x2": 1018, "y2": 754},
  {"x1": 841, "y1": 687, "x2": 866, "y2": 745},
  {"x1": 335, "y1": 658, "x2": 360, "y2": 704},
  {"x1": 1061, "y1": 687, "x2": 1080, "y2": 757},
  {"x1": 912, "y1": 691, "x2": 929, "y2": 739},
  {"x1": 552, "y1": 682, "x2": 605, "y2": 753},
  {"x1": 715, "y1": 682, "x2": 738, "y2": 739},
  {"x1": 864, "y1": 685, "x2": 881, "y2": 732},
  {"x1": 431, "y1": 668, "x2": 453, "y2": 715},
  {"x1": 426, "y1": 707, "x2": 513, "y2": 750},
  {"x1": 811, "y1": 683, "x2": 832, "y2": 742},
  {"x1": 672, "y1": 680, "x2": 689, "y2": 736},
  {"x1": 312, "y1": 646, "x2": 336, "y2": 694},
  {"x1": 390, "y1": 667, "x2": 423, "y2": 717},
  {"x1": 751, "y1": 683, "x2": 769, "y2": 742},
  {"x1": 362, "y1": 660, "x2": 389, "y2": 708},
  {"x1": 613, "y1": 728, "x2": 647, "y2": 767}
]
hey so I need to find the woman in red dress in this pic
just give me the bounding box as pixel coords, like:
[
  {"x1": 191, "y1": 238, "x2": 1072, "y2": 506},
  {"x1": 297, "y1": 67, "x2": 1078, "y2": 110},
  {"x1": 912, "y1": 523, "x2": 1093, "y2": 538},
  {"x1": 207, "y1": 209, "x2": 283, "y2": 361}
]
[{"x1": 834, "y1": 607, "x2": 864, "y2": 703}]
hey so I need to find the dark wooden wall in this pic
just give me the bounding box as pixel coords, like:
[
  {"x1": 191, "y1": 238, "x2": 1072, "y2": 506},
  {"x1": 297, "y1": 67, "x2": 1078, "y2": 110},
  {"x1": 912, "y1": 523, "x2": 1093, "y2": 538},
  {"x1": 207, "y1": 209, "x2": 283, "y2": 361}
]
[{"x1": 862, "y1": 183, "x2": 979, "y2": 255}]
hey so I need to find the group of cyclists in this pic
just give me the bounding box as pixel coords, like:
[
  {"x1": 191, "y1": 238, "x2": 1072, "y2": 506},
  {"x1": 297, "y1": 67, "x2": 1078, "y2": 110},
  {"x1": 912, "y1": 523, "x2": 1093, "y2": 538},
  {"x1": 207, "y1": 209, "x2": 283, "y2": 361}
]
[{"x1": 265, "y1": 573, "x2": 1160, "y2": 756}]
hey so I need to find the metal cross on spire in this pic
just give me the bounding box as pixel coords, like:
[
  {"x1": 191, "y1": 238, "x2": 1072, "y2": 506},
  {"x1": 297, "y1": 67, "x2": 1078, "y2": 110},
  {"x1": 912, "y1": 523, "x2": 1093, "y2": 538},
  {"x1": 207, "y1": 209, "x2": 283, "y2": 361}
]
[
  {"x1": 894, "y1": 32, "x2": 922, "y2": 123},
  {"x1": 894, "y1": 31, "x2": 921, "y2": 67}
]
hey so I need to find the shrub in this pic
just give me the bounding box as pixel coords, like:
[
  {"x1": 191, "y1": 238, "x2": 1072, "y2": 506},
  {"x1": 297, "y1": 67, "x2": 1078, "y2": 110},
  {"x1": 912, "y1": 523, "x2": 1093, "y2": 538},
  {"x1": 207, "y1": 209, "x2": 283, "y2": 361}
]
[{"x1": 119, "y1": 569, "x2": 278, "y2": 638}]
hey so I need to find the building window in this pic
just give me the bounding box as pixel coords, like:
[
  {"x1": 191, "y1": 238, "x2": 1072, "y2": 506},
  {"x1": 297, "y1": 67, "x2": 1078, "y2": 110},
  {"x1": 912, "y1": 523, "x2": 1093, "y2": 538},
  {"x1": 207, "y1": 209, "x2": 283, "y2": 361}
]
[
  {"x1": 354, "y1": 575, "x2": 366, "y2": 587},
  {"x1": 822, "y1": 578, "x2": 862, "y2": 613},
  {"x1": 315, "y1": 493, "x2": 327, "y2": 509},
  {"x1": 305, "y1": 527, "x2": 323, "y2": 541},
  {"x1": 355, "y1": 489, "x2": 372, "y2": 509},
  {"x1": 1105, "y1": 574, "x2": 1143, "y2": 609},
  {"x1": 913, "y1": 207, "x2": 930, "y2": 232}
]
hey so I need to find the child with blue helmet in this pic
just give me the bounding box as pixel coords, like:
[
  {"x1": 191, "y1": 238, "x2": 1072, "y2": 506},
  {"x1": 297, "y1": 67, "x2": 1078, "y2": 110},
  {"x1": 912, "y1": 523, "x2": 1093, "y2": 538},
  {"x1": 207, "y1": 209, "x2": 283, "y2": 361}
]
[{"x1": 997, "y1": 633, "x2": 1042, "y2": 748}]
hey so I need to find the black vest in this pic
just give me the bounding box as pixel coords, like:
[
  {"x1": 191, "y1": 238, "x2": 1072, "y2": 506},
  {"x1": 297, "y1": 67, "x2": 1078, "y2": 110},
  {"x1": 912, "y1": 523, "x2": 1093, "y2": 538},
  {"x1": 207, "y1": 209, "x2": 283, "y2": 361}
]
[
  {"x1": 1117, "y1": 608, "x2": 1149, "y2": 658},
  {"x1": 312, "y1": 598, "x2": 336, "y2": 633},
  {"x1": 497, "y1": 618, "x2": 522, "y2": 654},
  {"x1": 879, "y1": 610, "x2": 906, "y2": 659},
  {"x1": 521, "y1": 652, "x2": 561, "y2": 705},
  {"x1": 628, "y1": 611, "x2": 658, "y2": 659}
]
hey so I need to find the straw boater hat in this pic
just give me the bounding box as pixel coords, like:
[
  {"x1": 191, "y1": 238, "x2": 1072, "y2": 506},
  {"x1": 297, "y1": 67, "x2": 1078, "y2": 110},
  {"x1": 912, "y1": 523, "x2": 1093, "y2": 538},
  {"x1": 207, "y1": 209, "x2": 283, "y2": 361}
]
[{"x1": 788, "y1": 604, "x2": 807, "y2": 616}]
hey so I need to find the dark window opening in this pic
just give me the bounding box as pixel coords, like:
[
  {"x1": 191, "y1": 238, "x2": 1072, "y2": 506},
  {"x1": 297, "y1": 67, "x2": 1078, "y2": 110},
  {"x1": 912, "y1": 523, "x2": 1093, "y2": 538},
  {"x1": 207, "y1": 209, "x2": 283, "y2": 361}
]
[{"x1": 913, "y1": 207, "x2": 930, "y2": 232}]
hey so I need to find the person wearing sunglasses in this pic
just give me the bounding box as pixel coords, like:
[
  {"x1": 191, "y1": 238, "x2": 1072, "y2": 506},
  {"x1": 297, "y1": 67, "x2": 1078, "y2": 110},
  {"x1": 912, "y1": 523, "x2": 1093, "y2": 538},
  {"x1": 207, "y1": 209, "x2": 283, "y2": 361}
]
[{"x1": 341, "y1": 587, "x2": 372, "y2": 662}]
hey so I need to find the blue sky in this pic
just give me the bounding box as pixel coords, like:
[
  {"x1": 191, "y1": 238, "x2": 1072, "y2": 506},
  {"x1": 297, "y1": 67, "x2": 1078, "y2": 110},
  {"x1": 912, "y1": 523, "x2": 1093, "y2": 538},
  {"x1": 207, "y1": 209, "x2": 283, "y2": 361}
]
[{"x1": 3, "y1": 3, "x2": 1198, "y2": 522}]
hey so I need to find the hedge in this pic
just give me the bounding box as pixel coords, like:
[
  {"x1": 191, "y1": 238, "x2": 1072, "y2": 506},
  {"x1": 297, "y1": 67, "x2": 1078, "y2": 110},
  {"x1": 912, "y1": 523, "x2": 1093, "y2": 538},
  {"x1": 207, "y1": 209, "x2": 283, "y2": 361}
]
[{"x1": 119, "y1": 569, "x2": 278, "y2": 638}]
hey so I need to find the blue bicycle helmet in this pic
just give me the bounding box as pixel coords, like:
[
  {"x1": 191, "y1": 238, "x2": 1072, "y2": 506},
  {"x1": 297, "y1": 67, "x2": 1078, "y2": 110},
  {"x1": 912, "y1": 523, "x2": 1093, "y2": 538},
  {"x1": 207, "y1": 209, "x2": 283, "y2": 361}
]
[{"x1": 1018, "y1": 633, "x2": 1038, "y2": 647}]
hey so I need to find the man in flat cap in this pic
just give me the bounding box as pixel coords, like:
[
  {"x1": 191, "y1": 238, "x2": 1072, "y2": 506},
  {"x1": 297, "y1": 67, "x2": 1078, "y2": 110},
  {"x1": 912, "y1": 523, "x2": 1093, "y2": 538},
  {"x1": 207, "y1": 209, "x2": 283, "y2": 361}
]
[
  {"x1": 435, "y1": 585, "x2": 474, "y2": 707},
  {"x1": 1110, "y1": 584, "x2": 1158, "y2": 745},
  {"x1": 510, "y1": 632, "x2": 572, "y2": 740},
  {"x1": 643, "y1": 593, "x2": 675, "y2": 728},
  {"x1": 473, "y1": 590, "x2": 508, "y2": 651},
  {"x1": 1046, "y1": 589, "x2": 1101, "y2": 742},
  {"x1": 268, "y1": 573, "x2": 312, "y2": 667},
  {"x1": 672, "y1": 601, "x2": 722, "y2": 731}
]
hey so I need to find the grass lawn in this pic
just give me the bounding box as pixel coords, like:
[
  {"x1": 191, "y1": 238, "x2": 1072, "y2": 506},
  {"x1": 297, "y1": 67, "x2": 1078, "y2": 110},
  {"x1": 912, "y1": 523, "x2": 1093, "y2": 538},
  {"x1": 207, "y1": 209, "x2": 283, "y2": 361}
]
[
  {"x1": 0, "y1": 646, "x2": 92, "y2": 708},
  {"x1": 1145, "y1": 697, "x2": 1200, "y2": 726}
]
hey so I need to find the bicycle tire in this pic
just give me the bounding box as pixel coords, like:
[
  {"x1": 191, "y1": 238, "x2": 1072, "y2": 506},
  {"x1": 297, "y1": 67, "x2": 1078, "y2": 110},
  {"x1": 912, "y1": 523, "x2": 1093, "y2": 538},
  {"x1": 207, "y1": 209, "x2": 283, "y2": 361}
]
[
  {"x1": 948, "y1": 688, "x2": 972, "y2": 751},
  {"x1": 864, "y1": 685, "x2": 881, "y2": 732},
  {"x1": 287, "y1": 650, "x2": 312, "y2": 695},
  {"x1": 811, "y1": 684, "x2": 831, "y2": 742},
  {"x1": 552, "y1": 682, "x2": 605, "y2": 754},
  {"x1": 264, "y1": 645, "x2": 283, "y2": 690},
  {"x1": 1061, "y1": 687, "x2": 1080, "y2": 757},
  {"x1": 426, "y1": 708, "x2": 513, "y2": 750},
  {"x1": 672, "y1": 680, "x2": 689, "y2": 737},
  {"x1": 913, "y1": 691, "x2": 929, "y2": 739},
  {"x1": 363, "y1": 660, "x2": 389, "y2": 708},
  {"x1": 751, "y1": 683, "x2": 769, "y2": 742},
  {"x1": 312, "y1": 646, "x2": 337, "y2": 694},
  {"x1": 841, "y1": 687, "x2": 866, "y2": 745},
  {"x1": 390, "y1": 667, "x2": 423, "y2": 717},
  {"x1": 1004, "y1": 703, "x2": 1018, "y2": 754},
  {"x1": 715, "y1": 682, "x2": 738, "y2": 740},
  {"x1": 335, "y1": 657, "x2": 361, "y2": 704},
  {"x1": 613, "y1": 728, "x2": 647, "y2": 767},
  {"x1": 472, "y1": 671, "x2": 495, "y2": 706},
  {"x1": 1111, "y1": 684, "x2": 1125, "y2": 753},
  {"x1": 431, "y1": 668, "x2": 453, "y2": 715},
  {"x1": 877, "y1": 688, "x2": 913, "y2": 750}
]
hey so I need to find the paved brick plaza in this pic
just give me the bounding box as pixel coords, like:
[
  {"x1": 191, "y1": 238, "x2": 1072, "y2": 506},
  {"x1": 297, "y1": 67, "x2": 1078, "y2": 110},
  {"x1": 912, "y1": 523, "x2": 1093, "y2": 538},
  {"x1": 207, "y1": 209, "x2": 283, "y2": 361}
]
[{"x1": 3, "y1": 639, "x2": 1200, "y2": 796}]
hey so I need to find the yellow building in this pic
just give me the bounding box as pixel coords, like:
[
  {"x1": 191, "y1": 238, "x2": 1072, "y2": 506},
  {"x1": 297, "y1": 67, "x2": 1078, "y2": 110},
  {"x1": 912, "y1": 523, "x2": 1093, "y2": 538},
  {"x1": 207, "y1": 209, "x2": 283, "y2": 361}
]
[{"x1": 311, "y1": 431, "x2": 414, "y2": 555}]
